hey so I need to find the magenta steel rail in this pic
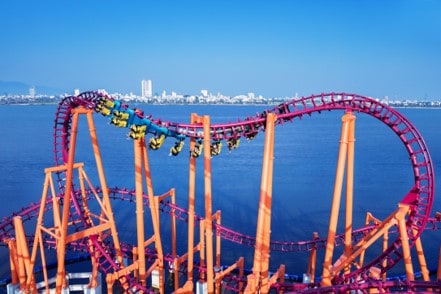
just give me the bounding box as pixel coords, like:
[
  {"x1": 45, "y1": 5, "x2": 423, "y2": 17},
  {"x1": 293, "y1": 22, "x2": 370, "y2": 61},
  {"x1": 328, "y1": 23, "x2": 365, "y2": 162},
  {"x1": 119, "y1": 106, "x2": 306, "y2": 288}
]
[{"x1": 0, "y1": 92, "x2": 436, "y2": 292}]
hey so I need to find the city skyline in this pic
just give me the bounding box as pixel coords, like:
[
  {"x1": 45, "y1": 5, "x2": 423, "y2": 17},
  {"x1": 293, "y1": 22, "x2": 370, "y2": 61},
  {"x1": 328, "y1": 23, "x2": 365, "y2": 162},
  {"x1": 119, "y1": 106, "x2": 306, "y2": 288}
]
[
  {"x1": 0, "y1": 78, "x2": 440, "y2": 102},
  {"x1": 1, "y1": 1, "x2": 440, "y2": 100}
]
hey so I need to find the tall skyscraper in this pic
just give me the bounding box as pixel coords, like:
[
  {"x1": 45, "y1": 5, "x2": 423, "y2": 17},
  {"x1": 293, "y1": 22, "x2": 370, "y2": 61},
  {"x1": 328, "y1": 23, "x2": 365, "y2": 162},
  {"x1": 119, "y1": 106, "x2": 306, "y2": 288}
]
[{"x1": 141, "y1": 80, "x2": 152, "y2": 98}]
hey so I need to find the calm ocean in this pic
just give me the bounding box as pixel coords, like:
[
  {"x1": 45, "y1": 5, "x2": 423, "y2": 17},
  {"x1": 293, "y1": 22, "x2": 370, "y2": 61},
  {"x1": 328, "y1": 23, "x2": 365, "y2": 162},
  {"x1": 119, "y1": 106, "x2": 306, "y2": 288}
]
[{"x1": 0, "y1": 104, "x2": 440, "y2": 283}]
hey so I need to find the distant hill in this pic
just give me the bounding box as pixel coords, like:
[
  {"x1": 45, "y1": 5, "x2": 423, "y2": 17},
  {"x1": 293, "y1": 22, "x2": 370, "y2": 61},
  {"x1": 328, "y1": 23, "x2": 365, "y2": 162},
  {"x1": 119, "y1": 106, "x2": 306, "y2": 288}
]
[{"x1": 0, "y1": 80, "x2": 66, "y2": 95}]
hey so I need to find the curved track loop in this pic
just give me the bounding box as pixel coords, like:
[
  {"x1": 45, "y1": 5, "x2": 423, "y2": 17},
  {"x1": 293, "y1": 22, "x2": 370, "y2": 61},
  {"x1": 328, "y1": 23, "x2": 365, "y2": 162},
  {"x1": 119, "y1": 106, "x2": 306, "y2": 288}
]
[{"x1": 0, "y1": 91, "x2": 436, "y2": 291}]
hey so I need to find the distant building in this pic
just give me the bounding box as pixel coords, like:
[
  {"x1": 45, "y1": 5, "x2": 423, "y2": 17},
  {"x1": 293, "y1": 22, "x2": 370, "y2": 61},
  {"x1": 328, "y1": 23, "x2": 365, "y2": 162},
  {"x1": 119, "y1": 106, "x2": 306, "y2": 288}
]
[
  {"x1": 142, "y1": 80, "x2": 152, "y2": 98},
  {"x1": 29, "y1": 86, "x2": 36, "y2": 98}
]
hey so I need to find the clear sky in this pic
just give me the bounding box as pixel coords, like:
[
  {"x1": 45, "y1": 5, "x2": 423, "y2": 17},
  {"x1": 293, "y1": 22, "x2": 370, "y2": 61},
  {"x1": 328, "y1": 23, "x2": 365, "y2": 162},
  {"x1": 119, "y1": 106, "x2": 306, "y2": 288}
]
[{"x1": 1, "y1": 0, "x2": 440, "y2": 99}]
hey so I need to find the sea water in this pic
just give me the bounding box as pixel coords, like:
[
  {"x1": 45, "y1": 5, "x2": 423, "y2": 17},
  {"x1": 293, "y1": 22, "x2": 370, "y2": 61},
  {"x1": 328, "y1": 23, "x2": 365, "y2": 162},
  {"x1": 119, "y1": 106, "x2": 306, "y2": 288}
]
[{"x1": 0, "y1": 103, "x2": 440, "y2": 285}]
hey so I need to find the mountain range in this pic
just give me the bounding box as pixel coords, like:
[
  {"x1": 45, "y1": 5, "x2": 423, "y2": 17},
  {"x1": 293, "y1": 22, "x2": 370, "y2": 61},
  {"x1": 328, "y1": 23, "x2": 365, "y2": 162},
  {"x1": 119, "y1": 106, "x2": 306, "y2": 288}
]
[{"x1": 0, "y1": 80, "x2": 66, "y2": 95}]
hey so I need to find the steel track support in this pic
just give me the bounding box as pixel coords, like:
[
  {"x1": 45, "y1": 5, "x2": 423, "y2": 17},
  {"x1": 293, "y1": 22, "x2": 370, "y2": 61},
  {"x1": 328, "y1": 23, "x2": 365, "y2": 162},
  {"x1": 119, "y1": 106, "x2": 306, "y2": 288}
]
[
  {"x1": 361, "y1": 212, "x2": 390, "y2": 281},
  {"x1": 54, "y1": 108, "x2": 123, "y2": 293},
  {"x1": 155, "y1": 189, "x2": 178, "y2": 291},
  {"x1": 331, "y1": 204, "x2": 410, "y2": 281},
  {"x1": 177, "y1": 113, "x2": 217, "y2": 293},
  {"x1": 245, "y1": 113, "x2": 277, "y2": 294},
  {"x1": 397, "y1": 208, "x2": 415, "y2": 281},
  {"x1": 134, "y1": 138, "x2": 147, "y2": 286},
  {"x1": 321, "y1": 111, "x2": 356, "y2": 287},
  {"x1": 133, "y1": 136, "x2": 165, "y2": 292},
  {"x1": 306, "y1": 232, "x2": 320, "y2": 283},
  {"x1": 412, "y1": 228, "x2": 430, "y2": 282},
  {"x1": 175, "y1": 113, "x2": 198, "y2": 294}
]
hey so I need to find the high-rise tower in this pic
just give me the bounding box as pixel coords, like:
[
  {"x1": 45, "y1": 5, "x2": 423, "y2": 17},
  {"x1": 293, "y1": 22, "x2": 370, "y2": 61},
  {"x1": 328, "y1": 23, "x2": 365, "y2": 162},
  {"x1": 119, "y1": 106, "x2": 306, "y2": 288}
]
[{"x1": 141, "y1": 80, "x2": 152, "y2": 98}]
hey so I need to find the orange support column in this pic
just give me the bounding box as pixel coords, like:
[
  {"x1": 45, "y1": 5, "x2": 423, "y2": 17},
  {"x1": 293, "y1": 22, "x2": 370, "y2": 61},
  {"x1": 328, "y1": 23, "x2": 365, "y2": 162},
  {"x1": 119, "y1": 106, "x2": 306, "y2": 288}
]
[
  {"x1": 201, "y1": 115, "x2": 215, "y2": 294},
  {"x1": 321, "y1": 111, "x2": 355, "y2": 287},
  {"x1": 13, "y1": 217, "x2": 29, "y2": 291},
  {"x1": 344, "y1": 111, "x2": 355, "y2": 274},
  {"x1": 85, "y1": 110, "x2": 123, "y2": 265},
  {"x1": 55, "y1": 109, "x2": 81, "y2": 293},
  {"x1": 6, "y1": 239, "x2": 19, "y2": 286},
  {"x1": 412, "y1": 229, "x2": 430, "y2": 281},
  {"x1": 260, "y1": 112, "x2": 276, "y2": 293},
  {"x1": 52, "y1": 108, "x2": 124, "y2": 292},
  {"x1": 306, "y1": 232, "x2": 320, "y2": 283},
  {"x1": 177, "y1": 113, "x2": 199, "y2": 293},
  {"x1": 134, "y1": 138, "x2": 147, "y2": 285},
  {"x1": 141, "y1": 138, "x2": 165, "y2": 293},
  {"x1": 214, "y1": 210, "x2": 222, "y2": 270},
  {"x1": 397, "y1": 205, "x2": 415, "y2": 281},
  {"x1": 246, "y1": 113, "x2": 277, "y2": 294}
]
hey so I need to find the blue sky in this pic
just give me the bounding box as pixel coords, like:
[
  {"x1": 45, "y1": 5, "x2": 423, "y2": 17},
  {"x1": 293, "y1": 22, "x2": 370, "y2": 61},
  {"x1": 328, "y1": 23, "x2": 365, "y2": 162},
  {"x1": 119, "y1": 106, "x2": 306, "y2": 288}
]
[{"x1": 1, "y1": 0, "x2": 440, "y2": 99}]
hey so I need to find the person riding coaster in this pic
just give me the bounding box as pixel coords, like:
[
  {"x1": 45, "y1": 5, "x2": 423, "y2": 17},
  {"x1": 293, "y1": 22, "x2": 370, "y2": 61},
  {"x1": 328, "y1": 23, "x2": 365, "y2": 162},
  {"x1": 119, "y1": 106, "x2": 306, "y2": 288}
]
[
  {"x1": 149, "y1": 134, "x2": 166, "y2": 150},
  {"x1": 190, "y1": 140, "x2": 203, "y2": 158},
  {"x1": 169, "y1": 140, "x2": 185, "y2": 156},
  {"x1": 210, "y1": 141, "x2": 222, "y2": 156},
  {"x1": 227, "y1": 138, "x2": 240, "y2": 150},
  {"x1": 129, "y1": 124, "x2": 147, "y2": 140}
]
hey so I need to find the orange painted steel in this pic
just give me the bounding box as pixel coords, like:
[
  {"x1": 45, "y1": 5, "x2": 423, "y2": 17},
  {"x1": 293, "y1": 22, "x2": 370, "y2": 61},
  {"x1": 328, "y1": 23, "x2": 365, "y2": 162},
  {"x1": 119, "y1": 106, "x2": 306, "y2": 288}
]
[
  {"x1": 176, "y1": 113, "x2": 199, "y2": 294},
  {"x1": 134, "y1": 137, "x2": 147, "y2": 285},
  {"x1": 177, "y1": 113, "x2": 216, "y2": 293},
  {"x1": 6, "y1": 239, "x2": 19, "y2": 286},
  {"x1": 13, "y1": 216, "x2": 35, "y2": 292},
  {"x1": 269, "y1": 264, "x2": 285, "y2": 294},
  {"x1": 331, "y1": 204, "x2": 410, "y2": 279},
  {"x1": 117, "y1": 136, "x2": 166, "y2": 292},
  {"x1": 245, "y1": 112, "x2": 277, "y2": 294},
  {"x1": 201, "y1": 114, "x2": 215, "y2": 294},
  {"x1": 344, "y1": 110, "x2": 355, "y2": 275},
  {"x1": 306, "y1": 232, "x2": 320, "y2": 283},
  {"x1": 53, "y1": 108, "x2": 123, "y2": 292},
  {"x1": 16, "y1": 108, "x2": 123, "y2": 293},
  {"x1": 156, "y1": 189, "x2": 178, "y2": 290},
  {"x1": 362, "y1": 212, "x2": 389, "y2": 281},
  {"x1": 215, "y1": 257, "x2": 245, "y2": 293},
  {"x1": 397, "y1": 204, "x2": 415, "y2": 281},
  {"x1": 29, "y1": 162, "x2": 120, "y2": 292},
  {"x1": 321, "y1": 111, "x2": 356, "y2": 287},
  {"x1": 413, "y1": 233, "x2": 430, "y2": 282},
  {"x1": 199, "y1": 217, "x2": 206, "y2": 281},
  {"x1": 213, "y1": 210, "x2": 222, "y2": 270},
  {"x1": 142, "y1": 135, "x2": 166, "y2": 283}
]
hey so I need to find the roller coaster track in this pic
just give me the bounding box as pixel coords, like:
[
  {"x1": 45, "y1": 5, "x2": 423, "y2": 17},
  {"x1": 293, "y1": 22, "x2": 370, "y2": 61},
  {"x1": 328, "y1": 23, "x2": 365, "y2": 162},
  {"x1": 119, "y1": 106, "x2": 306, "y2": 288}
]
[
  {"x1": 0, "y1": 91, "x2": 436, "y2": 292},
  {"x1": 1, "y1": 186, "x2": 440, "y2": 292}
]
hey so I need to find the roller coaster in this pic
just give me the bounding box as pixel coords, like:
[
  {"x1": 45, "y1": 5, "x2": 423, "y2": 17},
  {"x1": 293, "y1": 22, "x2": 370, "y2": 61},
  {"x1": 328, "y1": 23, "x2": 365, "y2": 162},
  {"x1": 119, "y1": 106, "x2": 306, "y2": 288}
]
[{"x1": 1, "y1": 91, "x2": 440, "y2": 293}]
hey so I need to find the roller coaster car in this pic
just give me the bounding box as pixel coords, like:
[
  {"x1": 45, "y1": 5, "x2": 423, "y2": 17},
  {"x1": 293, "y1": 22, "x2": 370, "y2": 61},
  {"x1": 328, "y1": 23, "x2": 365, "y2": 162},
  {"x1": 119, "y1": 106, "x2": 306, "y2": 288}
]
[
  {"x1": 227, "y1": 138, "x2": 240, "y2": 150},
  {"x1": 190, "y1": 141, "x2": 203, "y2": 158},
  {"x1": 210, "y1": 141, "x2": 222, "y2": 156},
  {"x1": 95, "y1": 97, "x2": 118, "y2": 117},
  {"x1": 111, "y1": 117, "x2": 128, "y2": 128},
  {"x1": 102, "y1": 98, "x2": 115, "y2": 109},
  {"x1": 245, "y1": 132, "x2": 258, "y2": 141},
  {"x1": 170, "y1": 140, "x2": 185, "y2": 156},
  {"x1": 243, "y1": 124, "x2": 258, "y2": 141},
  {"x1": 95, "y1": 105, "x2": 111, "y2": 116},
  {"x1": 149, "y1": 134, "x2": 166, "y2": 150},
  {"x1": 277, "y1": 103, "x2": 287, "y2": 114},
  {"x1": 129, "y1": 124, "x2": 147, "y2": 140},
  {"x1": 113, "y1": 110, "x2": 130, "y2": 120}
]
